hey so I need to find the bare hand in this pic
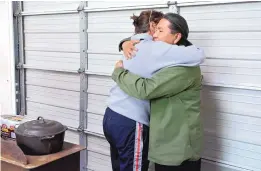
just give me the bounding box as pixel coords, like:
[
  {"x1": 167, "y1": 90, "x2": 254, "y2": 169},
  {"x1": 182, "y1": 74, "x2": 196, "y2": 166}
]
[
  {"x1": 115, "y1": 60, "x2": 123, "y2": 69},
  {"x1": 122, "y1": 40, "x2": 140, "y2": 59}
]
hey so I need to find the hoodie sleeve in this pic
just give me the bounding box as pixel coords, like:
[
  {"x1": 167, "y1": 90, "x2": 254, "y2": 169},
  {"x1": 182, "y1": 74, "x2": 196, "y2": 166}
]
[
  {"x1": 167, "y1": 45, "x2": 205, "y2": 66},
  {"x1": 118, "y1": 37, "x2": 131, "y2": 52},
  {"x1": 149, "y1": 41, "x2": 205, "y2": 67}
]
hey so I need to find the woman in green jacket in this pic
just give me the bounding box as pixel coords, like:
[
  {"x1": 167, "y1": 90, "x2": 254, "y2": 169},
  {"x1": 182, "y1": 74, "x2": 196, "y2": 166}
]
[{"x1": 113, "y1": 13, "x2": 204, "y2": 171}]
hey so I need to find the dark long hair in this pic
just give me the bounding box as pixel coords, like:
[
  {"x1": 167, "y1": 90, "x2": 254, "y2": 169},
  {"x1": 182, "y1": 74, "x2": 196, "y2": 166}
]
[
  {"x1": 163, "y1": 13, "x2": 192, "y2": 46},
  {"x1": 131, "y1": 10, "x2": 164, "y2": 34}
]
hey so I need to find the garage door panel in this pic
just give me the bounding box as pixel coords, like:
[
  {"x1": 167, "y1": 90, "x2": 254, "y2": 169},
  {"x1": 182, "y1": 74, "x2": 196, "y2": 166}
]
[
  {"x1": 205, "y1": 135, "x2": 261, "y2": 154},
  {"x1": 87, "y1": 135, "x2": 110, "y2": 156},
  {"x1": 204, "y1": 122, "x2": 261, "y2": 145},
  {"x1": 25, "y1": 61, "x2": 79, "y2": 71},
  {"x1": 88, "y1": 8, "x2": 168, "y2": 19},
  {"x1": 183, "y1": 10, "x2": 261, "y2": 20},
  {"x1": 202, "y1": 87, "x2": 261, "y2": 105},
  {"x1": 87, "y1": 113, "x2": 104, "y2": 135},
  {"x1": 189, "y1": 20, "x2": 261, "y2": 32},
  {"x1": 202, "y1": 110, "x2": 261, "y2": 128},
  {"x1": 189, "y1": 31, "x2": 261, "y2": 40},
  {"x1": 64, "y1": 130, "x2": 80, "y2": 145},
  {"x1": 201, "y1": 160, "x2": 248, "y2": 171},
  {"x1": 24, "y1": 24, "x2": 79, "y2": 33},
  {"x1": 88, "y1": 54, "x2": 120, "y2": 74},
  {"x1": 88, "y1": 115, "x2": 103, "y2": 126},
  {"x1": 203, "y1": 73, "x2": 261, "y2": 89},
  {"x1": 24, "y1": 32, "x2": 80, "y2": 70},
  {"x1": 88, "y1": 75, "x2": 114, "y2": 95},
  {"x1": 87, "y1": 105, "x2": 106, "y2": 116},
  {"x1": 26, "y1": 69, "x2": 80, "y2": 82},
  {"x1": 26, "y1": 85, "x2": 79, "y2": 102},
  {"x1": 203, "y1": 116, "x2": 261, "y2": 136},
  {"x1": 87, "y1": 123, "x2": 103, "y2": 135},
  {"x1": 24, "y1": 32, "x2": 80, "y2": 53},
  {"x1": 24, "y1": 18, "x2": 79, "y2": 27},
  {"x1": 202, "y1": 88, "x2": 261, "y2": 118},
  {"x1": 180, "y1": 2, "x2": 261, "y2": 13},
  {"x1": 201, "y1": 66, "x2": 261, "y2": 80},
  {"x1": 26, "y1": 101, "x2": 79, "y2": 128},
  {"x1": 27, "y1": 84, "x2": 79, "y2": 99},
  {"x1": 26, "y1": 79, "x2": 79, "y2": 91},
  {"x1": 88, "y1": 1, "x2": 166, "y2": 8},
  {"x1": 180, "y1": 2, "x2": 261, "y2": 31},
  {"x1": 26, "y1": 69, "x2": 80, "y2": 91},
  {"x1": 191, "y1": 38, "x2": 261, "y2": 48},
  {"x1": 202, "y1": 95, "x2": 261, "y2": 118},
  {"x1": 204, "y1": 136, "x2": 261, "y2": 160},
  {"x1": 25, "y1": 42, "x2": 80, "y2": 52},
  {"x1": 25, "y1": 33, "x2": 80, "y2": 41},
  {"x1": 27, "y1": 101, "x2": 78, "y2": 117},
  {"x1": 25, "y1": 57, "x2": 79, "y2": 70},
  {"x1": 27, "y1": 109, "x2": 79, "y2": 129},
  {"x1": 24, "y1": 14, "x2": 79, "y2": 33},
  {"x1": 201, "y1": 63, "x2": 261, "y2": 88},
  {"x1": 25, "y1": 51, "x2": 80, "y2": 66},
  {"x1": 88, "y1": 8, "x2": 169, "y2": 33},
  {"x1": 200, "y1": 79, "x2": 261, "y2": 169},
  {"x1": 88, "y1": 33, "x2": 133, "y2": 53},
  {"x1": 202, "y1": 58, "x2": 261, "y2": 68},
  {"x1": 203, "y1": 148, "x2": 260, "y2": 171},
  {"x1": 88, "y1": 65, "x2": 114, "y2": 75},
  {"x1": 88, "y1": 54, "x2": 121, "y2": 61},
  {"x1": 26, "y1": 85, "x2": 79, "y2": 110},
  {"x1": 87, "y1": 94, "x2": 107, "y2": 115},
  {"x1": 86, "y1": 151, "x2": 112, "y2": 171},
  {"x1": 23, "y1": 1, "x2": 80, "y2": 12},
  {"x1": 26, "y1": 53, "x2": 79, "y2": 63},
  {"x1": 203, "y1": 46, "x2": 261, "y2": 58}
]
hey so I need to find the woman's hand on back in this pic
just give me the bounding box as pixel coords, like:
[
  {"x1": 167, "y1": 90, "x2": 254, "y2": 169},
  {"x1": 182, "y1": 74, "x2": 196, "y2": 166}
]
[
  {"x1": 122, "y1": 40, "x2": 140, "y2": 59},
  {"x1": 115, "y1": 60, "x2": 123, "y2": 69}
]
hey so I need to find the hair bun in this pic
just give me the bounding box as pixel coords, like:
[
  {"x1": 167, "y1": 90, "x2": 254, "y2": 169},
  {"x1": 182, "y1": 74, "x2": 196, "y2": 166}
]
[{"x1": 130, "y1": 14, "x2": 139, "y2": 26}]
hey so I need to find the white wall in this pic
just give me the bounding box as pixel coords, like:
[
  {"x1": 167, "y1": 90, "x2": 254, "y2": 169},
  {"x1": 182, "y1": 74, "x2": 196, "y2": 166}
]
[{"x1": 0, "y1": 1, "x2": 16, "y2": 115}]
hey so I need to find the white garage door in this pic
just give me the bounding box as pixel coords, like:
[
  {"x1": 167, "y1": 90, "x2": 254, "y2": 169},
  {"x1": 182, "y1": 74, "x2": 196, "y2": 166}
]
[
  {"x1": 15, "y1": 1, "x2": 261, "y2": 171},
  {"x1": 178, "y1": 1, "x2": 261, "y2": 171}
]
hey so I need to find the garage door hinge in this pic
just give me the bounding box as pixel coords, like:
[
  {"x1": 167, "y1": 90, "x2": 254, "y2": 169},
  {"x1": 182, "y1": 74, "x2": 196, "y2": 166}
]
[
  {"x1": 14, "y1": 10, "x2": 21, "y2": 17},
  {"x1": 77, "y1": 4, "x2": 85, "y2": 12},
  {"x1": 16, "y1": 63, "x2": 24, "y2": 69},
  {"x1": 77, "y1": 125, "x2": 84, "y2": 132},
  {"x1": 167, "y1": 1, "x2": 177, "y2": 6},
  {"x1": 78, "y1": 68, "x2": 85, "y2": 73},
  {"x1": 19, "y1": 109, "x2": 26, "y2": 116}
]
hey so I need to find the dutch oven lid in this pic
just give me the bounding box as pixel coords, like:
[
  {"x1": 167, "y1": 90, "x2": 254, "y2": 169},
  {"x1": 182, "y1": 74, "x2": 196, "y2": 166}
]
[{"x1": 15, "y1": 116, "x2": 67, "y2": 137}]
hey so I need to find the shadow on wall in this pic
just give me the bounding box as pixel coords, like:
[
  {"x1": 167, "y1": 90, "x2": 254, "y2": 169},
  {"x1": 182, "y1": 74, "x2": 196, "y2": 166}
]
[{"x1": 201, "y1": 85, "x2": 221, "y2": 171}]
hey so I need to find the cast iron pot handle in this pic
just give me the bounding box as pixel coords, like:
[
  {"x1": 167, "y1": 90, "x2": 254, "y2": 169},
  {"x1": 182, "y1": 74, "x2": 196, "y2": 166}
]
[
  {"x1": 40, "y1": 135, "x2": 55, "y2": 141},
  {"x1": 37, "y1": 116, "x2": 45, "y2": 123}
]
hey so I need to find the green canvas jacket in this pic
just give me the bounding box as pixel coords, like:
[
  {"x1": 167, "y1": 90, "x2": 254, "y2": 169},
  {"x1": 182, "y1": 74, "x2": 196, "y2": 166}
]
[{"x1": 112, "y1": 66, "x2": 203, "y2": 165}]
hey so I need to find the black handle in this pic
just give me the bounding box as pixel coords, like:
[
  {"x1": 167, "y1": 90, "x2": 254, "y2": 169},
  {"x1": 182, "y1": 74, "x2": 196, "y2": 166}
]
[{"x1": 37, "y1": 116, "x2": 45, "y2": 124}]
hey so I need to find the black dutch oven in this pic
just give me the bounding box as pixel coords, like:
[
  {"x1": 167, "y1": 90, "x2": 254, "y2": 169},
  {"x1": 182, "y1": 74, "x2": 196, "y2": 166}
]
[{"x1": 14, "y1": 116, "x2": 68, "y2": 155}]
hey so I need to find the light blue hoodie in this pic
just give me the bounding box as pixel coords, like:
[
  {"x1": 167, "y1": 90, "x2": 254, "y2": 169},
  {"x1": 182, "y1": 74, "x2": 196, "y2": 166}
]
[{"x1": 108, "y1": 33, "x2": 205, "y2": 126}]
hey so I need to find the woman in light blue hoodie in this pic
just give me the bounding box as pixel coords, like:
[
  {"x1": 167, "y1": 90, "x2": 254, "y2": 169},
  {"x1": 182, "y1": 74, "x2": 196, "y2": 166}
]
[{"x1": 103, "y1": 10, "x2": 205, "y2": 171}]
